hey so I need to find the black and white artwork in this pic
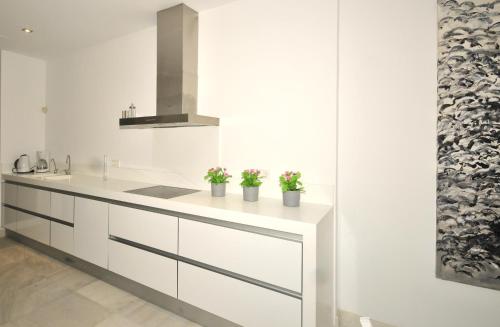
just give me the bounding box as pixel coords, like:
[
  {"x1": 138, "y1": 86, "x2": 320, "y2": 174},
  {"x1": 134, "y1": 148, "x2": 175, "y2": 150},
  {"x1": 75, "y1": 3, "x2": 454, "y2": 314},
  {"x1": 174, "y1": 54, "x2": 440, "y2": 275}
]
[{"x1": 436, "y1": 0, "x2": 500, "y2": 290}]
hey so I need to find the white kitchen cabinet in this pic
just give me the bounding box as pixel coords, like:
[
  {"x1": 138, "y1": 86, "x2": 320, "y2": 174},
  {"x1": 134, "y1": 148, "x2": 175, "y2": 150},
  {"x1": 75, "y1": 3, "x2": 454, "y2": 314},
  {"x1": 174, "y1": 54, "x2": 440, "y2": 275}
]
[
  {"x1": 16, "y1": 211, "x2": 50, "y2": 245},
  {"x1": 17, "y1": 185, "x2": 50, "y2": 216},
  {"x1": 51, "y1": 222, "x2": 73, "y2": 254},
  {"x1": 50, "y1": 192, "x2": 74, "y2": 223},
  {"x1": 109, "y1": 205, "x2": 177, "y2": 253},
  {"x1": 74, "y1": 197, "x2": 109, "y2": 268},
  {"x1": 178, "y1": 262, "x2": 301, "y2": 327},
  {"x1": 179, "y1": 218, "x2": 302, "y2": 292},
  {"x1": 109, "y1": 240, "x2": 177, "y2": 297},
  {"x1": 2, "y1": 183, "x2": 17, "y2": 206},
  {"x1": 2, "y1": 206, "x2": 17, "y2": 231},
  {"x1": 0, "y1": 175, "x2": 331, "y2": 327}
]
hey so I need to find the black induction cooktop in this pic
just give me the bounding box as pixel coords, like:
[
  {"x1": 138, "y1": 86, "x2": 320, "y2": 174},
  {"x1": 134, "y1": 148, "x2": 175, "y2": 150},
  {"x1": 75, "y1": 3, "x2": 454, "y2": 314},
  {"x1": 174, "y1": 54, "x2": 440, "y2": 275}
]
[{"x1": 125, "y1": 185, "x2": 200, "y2": 199}]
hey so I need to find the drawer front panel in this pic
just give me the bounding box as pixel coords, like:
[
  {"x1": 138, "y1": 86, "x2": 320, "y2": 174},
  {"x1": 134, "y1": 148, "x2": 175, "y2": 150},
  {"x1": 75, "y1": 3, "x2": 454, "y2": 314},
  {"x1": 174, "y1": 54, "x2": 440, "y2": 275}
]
[
  {"x1": 179, "y1": 218, "x2": 302, "y2": 292},
  {"x1": 2, "y1": 183, "x2": 18, "y2": 206},
  {"x1": 178, "y1": 262, "x2": 301, "y2": 327},
  {"x1": 17, "y1": 186, "x2": 50, "y2": 216},
  {"x1": 16, "y1": 211, "x2": 50, "y2": 245},
  {"x1": 51, "y1": 222, "x2": 74, "y2": 254},
  {"x1": 74, "y1": 197, "x2": 109, "y2": 268},
  {"x1": 2, "y1": 206, "x2": 18, "y2": 231},
  {"x1": 109, "y1": 240, "x2": 177, "y2": 297},
  {"x1": 109, "y1": 205, "x2": 177, "y2": 253},
  {"x1": 50, "y1": 192, "x2": 74, "y2": 223}
]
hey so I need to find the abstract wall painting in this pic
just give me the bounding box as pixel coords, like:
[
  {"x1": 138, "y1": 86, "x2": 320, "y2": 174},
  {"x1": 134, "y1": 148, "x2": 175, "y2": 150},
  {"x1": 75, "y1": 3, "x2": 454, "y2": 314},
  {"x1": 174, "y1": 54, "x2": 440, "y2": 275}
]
[{"x1": 436, "y1": 0, "x2": 500, "y2": 290}]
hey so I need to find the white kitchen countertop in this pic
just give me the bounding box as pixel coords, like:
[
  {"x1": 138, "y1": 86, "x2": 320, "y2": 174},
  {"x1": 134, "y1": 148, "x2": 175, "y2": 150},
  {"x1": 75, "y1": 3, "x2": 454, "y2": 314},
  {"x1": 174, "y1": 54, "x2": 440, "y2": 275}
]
[{"x1": 2, "y1": 173, "x2": 332, "y2": 234}]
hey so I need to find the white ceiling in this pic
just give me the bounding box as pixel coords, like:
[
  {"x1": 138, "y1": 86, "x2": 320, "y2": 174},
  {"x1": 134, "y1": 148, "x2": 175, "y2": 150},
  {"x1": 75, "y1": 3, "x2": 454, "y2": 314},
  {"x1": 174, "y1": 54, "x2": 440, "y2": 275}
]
[{"x1": 0, "y1": 0, "x2": 236, "y2": 59}]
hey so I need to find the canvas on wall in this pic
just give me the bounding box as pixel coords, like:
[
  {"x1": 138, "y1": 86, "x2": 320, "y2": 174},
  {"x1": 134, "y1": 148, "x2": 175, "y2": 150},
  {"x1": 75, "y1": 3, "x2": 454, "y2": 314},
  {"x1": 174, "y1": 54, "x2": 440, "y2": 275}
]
[{"x1": 436, "y1": 0, "x2": 499, "y2": 290}]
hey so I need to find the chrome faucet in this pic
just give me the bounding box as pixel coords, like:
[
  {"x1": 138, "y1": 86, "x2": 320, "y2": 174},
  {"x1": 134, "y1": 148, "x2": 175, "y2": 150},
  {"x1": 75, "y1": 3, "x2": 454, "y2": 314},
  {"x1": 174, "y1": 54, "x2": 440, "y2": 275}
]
[
  {"x1": 50, "y1": 158, "x2": 58, "y2": 174},
  {"x1": 64, "y1": 155, "x2": 71, "y2": 175}
]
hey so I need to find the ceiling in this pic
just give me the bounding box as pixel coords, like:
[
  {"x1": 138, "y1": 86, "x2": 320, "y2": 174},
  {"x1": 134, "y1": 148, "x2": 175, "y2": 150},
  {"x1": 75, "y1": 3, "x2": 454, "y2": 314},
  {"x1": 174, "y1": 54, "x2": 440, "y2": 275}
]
[{"x1": 0, "y1": 0, "x2": 236, "y2": 59}]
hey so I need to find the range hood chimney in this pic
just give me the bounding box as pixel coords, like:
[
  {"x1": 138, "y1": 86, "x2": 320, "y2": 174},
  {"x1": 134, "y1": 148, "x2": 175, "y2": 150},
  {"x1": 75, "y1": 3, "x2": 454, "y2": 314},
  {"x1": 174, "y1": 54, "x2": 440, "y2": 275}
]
[{"x1": 120, "y1": 4, "x2": 219, "y2": 128}]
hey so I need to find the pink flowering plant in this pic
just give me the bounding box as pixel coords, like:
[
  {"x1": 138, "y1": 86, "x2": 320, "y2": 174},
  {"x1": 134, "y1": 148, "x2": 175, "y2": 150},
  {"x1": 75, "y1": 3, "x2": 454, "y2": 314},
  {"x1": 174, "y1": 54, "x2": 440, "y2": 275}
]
[
  {"x1": 204, "y1": 167, "x2": 231, "y2": 184},
  {"x1": 279, "y1": 171, "x2": 304, "y2": 192},
  {"x1": 240, "y1": 169, "x2": 264, "y2": 187}
]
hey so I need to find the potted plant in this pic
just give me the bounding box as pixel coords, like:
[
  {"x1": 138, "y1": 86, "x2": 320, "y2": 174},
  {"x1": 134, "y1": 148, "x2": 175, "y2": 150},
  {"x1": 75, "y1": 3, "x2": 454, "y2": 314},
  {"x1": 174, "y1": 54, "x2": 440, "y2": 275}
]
[
  {"x1": 279, "y1": 171, "x2": 304, "y2": 207},
  {"x1": 204, "y1": 167, "x2": 231, "y2": 197},
  {"x1": 240, "y1": 169, "x2": 264, "y2": 202}
]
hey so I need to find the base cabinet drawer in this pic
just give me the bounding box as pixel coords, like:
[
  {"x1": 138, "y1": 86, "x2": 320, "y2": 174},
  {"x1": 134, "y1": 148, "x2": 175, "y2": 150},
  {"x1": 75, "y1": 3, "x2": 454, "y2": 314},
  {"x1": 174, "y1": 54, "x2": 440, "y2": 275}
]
[
  {"x1": 109, "y1": 205, "x2": 177, "y2": 253},
  {"x1": 179, "y1": 219, "x2": 302, "y2": 292},
  {"x1": 17, "y1": 186, "x2": 50, "y2": 216},
  {"x1": 51, "y1": 222, "x2": 73, "y2": 254},
  {"x1": 2, "y1": 183, "x2": 18, "y2": 206},
  {"x1": 16, "y1": 211, "x2": 50, "y2": 245},
  {"x1": 2, "y1": 206, "x2": 17, "y2": 231},
  {"x1": 50, "y1": 192, "x2": 74, "y2": 223},
  {"x1": 109, "y1": 240, "x2": 177, "y2": 297},
  {"x1": 178, "y1": 262, "x2": 301, "y2": 327}
]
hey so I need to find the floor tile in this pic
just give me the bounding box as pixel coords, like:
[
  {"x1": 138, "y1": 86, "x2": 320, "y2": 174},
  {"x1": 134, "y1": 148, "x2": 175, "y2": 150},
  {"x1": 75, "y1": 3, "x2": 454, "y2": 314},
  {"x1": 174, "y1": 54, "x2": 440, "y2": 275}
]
[
  {"x1": 40, "y1": 266, "x2": 96, "y2": 292},
  {"x1": 13, "y1": 293, "x2": 110, "y2": 327},
  {"x1": 2, "y1": 264, "x2": 97, "y2": 323},
  {"x1": 22, "y1": 249, "x2": 68, "y2": 278},
  {"x1": 0, "y1": 322, "x2": 17, "y2": 327},
  {"x1": 0, "y1": 264, "x2": 55, "y2": 323},
  {"x1": 0, "y1": 274, "x2": 71, "y2": 322},
  {"x1": 0, "y1": 239, "x2": 204, "y2": 327},
  {"x1": 77, "y1": 280, "x2": 139, "y2": 312},
  {"x1": 0, "y1": 238, "x2": 16, "y2": 250},
  {"x1": 94, "y1": 314, "x2": 142, "y2": 327},
  {"x1": 119, "y1": 300, "x2": 201, "y2": 327},
  {"x1": 0, "y1": 246, "x2": 30, "y2": 267}
]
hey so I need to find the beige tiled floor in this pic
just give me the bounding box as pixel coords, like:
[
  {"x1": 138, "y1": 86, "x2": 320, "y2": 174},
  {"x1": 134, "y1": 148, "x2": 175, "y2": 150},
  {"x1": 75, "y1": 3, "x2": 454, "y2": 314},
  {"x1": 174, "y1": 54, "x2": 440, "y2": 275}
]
[
  {"x1": 0, "y1": 237, "x2": 201, "y2": 327},
  {"x1": 337, "y1": 310, "x2": 396, "y2": 327}
]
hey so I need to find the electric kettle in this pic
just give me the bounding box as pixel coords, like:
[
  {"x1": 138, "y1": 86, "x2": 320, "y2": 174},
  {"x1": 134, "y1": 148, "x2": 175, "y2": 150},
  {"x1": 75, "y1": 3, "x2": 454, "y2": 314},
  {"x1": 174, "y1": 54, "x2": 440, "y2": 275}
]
[{"x1": 12, "y1": 154, "x2": 32, "y2": 173}]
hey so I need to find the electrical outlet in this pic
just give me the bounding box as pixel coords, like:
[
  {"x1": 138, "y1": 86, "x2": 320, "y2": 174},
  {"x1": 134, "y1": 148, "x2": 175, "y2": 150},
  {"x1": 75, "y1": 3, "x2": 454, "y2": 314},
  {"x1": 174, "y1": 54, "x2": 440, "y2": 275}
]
[{"x1": 111, "y1": 159, "x2": 120, "y2": 168}]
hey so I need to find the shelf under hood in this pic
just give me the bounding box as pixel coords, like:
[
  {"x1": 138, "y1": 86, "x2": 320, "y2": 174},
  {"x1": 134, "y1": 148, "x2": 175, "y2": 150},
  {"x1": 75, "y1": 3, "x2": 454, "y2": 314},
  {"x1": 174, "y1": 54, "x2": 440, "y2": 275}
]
[{"x1": 120, "y1": 114, "x2": 219, "y2": 128}]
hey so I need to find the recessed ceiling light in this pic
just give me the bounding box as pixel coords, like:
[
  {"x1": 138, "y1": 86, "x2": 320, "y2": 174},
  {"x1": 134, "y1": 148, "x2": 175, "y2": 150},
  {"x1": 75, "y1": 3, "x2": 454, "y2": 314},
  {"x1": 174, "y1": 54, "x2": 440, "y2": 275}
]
[{"x1": 21, "y1": 28, "x2": 34, "y2": 33}]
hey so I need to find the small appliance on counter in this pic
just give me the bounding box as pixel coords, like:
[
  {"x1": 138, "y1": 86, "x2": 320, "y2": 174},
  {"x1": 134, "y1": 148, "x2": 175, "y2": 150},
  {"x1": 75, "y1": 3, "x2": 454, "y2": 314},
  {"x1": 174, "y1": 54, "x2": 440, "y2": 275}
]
[
  {"x1": 12, "y1": 154, "x2": 33, "y2": 173},
  {"x1": 36, "y1": 151, "x2": 50, "y2": 173}
]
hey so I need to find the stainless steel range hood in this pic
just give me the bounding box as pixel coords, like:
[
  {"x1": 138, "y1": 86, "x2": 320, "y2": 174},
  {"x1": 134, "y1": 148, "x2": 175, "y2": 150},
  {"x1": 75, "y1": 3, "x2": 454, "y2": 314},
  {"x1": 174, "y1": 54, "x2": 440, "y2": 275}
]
[{"x1": 120, "y1": 4, "x2": 219, "y2": 129}]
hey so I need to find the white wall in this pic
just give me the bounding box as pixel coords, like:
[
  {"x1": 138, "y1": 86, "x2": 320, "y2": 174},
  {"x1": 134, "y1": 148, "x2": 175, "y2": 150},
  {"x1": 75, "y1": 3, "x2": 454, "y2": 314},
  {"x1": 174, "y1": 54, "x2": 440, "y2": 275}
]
[
  {"x1": 46, "y1": 27, "x2": 154, "y2": 174},
  {"x1": 46, "y1": 27, "x2": 219, "y2": 189},
  {"x1": 1, "y1": 50, "x2": 46, "y2": 169},
  {"x1": 337, "y1": 0, "x2": 500, "y2": 326},
  {"x1": 198, "y1": 0, "x2": 337, "y2": 202},
  {"x1": 0, "y1": 50, "x2": 46, "y2": 232},
  {"x1": 46, "y1": 0, "x2": 337, "y2": 203}
]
